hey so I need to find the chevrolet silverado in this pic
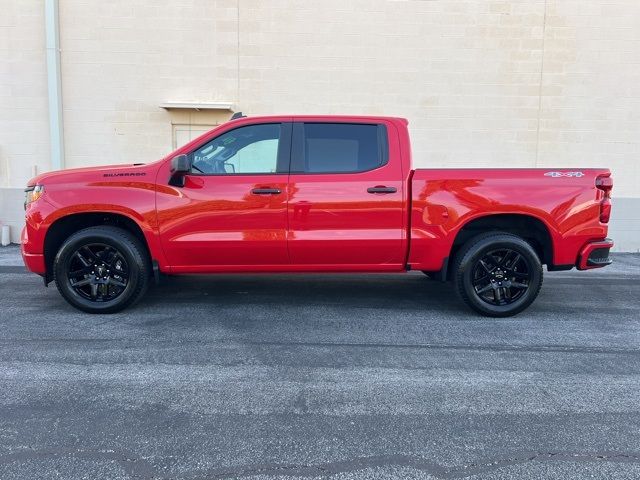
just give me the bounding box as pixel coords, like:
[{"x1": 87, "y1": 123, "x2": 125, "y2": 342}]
[{"x1": 21, "y1": 115, "x2": 614, "y2": 316}]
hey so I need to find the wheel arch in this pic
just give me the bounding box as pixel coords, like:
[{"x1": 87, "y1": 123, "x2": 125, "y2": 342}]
[
  {"x1": 447, "y1": 213, "x2": 554, "y2": 279},
  {"x1": 43, "y1": 212, "x2": 156, "y2": 283}
]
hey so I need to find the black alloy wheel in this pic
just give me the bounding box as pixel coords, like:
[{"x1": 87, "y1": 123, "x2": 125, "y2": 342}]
[
  {"x1": 453, "y1": 232, "x2": 543, "y2": 317},
  {"x1": 66, "y1": 243, "x2": 130, "y2": 302},
  {"x1": 471, "y1": 248, "x2": 531, "y2": 306},
  {"x1": 54, "y1": 226, "x2": 150, "y2": 313}
]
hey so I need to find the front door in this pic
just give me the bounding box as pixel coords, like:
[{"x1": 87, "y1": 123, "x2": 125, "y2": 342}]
[
  {"x1": 287, "y1": 121, "x2": 406, "y2": 270},
  {"x1": 157, "y1": 122, "x2": 291, "y2": 271}
]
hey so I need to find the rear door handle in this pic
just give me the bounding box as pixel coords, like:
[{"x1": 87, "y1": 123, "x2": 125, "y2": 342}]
[
  {"x1": 251, "y1": 188, "x2": 281, "y2": 195},
  {"x1": 367, "y1": 186, "x2": 397, "y2": 194}
]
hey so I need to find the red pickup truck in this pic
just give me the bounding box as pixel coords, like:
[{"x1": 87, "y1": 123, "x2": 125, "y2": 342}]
[{"x1": 21, "y1": 115, "x2": 614, "y2": 316}]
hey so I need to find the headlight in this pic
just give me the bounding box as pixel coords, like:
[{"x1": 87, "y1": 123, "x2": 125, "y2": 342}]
[{"x1": 24, "y1": 185, "x2": 45, "y2": 209}]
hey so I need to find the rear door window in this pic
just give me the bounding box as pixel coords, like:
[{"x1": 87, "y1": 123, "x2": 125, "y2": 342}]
[{"x1": 291, "y1": 123, "x2": 388, "y2": 173}]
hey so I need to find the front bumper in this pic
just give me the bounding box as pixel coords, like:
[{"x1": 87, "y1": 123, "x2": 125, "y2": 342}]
[
  {"x1": 577, "y1": 238, "x2": 614, "y2": 270},
  {"x1": 21, "y1": 226, "x2": 46, "y2": 275},
  {"x1": 22, "y1": 251, "x2": 46, "y2": 275}
]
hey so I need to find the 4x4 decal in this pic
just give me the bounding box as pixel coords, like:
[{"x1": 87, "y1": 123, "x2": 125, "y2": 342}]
[{"x1": 544, "y1": 171, "x2": 585, "y2": 178}]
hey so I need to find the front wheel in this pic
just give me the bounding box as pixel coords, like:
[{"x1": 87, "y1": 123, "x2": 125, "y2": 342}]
[
  {"x1": 452, "y1": 233, "x2": 543, "y2": 317},
  {"x1": 53, "y1": 226, "x2": 150, "y2": 313}
]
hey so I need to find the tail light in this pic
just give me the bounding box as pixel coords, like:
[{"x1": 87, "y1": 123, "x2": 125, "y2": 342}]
[{"x1": 596, "y1": 174, "x2": 613, "y2": 223}]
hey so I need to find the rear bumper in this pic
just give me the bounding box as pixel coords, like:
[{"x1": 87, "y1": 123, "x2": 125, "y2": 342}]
[{"x1": 577, "y1": 238, "x2": 614, "y2": 270}]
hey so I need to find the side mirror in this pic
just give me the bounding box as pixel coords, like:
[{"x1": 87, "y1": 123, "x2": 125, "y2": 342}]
[{"x1": 169, "y1": 154, "x2": 192, "y2": 187}]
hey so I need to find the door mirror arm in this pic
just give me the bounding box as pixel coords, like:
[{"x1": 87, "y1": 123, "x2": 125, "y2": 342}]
[{"x1": 169, "y1": 154, "x2": 192, "y2": 187}]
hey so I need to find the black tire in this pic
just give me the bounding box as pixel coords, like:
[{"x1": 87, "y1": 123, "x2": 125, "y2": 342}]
[
  {"x1": 53, "y1": 226, "x2": 150, "y2": 313},
  {"x1": 452, "y1": 232, "x2": 543, "y2": 317}
]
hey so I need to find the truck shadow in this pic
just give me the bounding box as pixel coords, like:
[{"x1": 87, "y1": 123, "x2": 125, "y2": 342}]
[{"x1": 141, "y1": 273, "x2": 462, "y2": 314}]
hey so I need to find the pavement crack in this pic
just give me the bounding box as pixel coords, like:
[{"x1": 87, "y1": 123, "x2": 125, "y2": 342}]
[
  {"x1": 0, "y1": 448, "x2": 156, "y2": 478},
  {"x1": 449, "y1": 451, "x2": 640, "y2": 477},
  {"x1": 2, "y1": 448, "x2": 640, "y2": 479},
  {"x1": 182, "y1": 451, "x2": 640, "y2": 479}
]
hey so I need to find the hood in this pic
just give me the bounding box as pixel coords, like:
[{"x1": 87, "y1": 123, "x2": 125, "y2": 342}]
[{"x1": 27, "y1": 163, "x2": 155, "y2": 187}]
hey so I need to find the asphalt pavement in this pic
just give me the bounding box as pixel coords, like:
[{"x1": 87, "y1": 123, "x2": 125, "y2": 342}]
[{"x1": 1, "y1": 244, "x2": 639, "y2": 479}]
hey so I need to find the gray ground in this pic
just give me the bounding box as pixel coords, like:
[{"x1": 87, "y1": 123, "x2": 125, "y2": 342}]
[{"x1": 1, "y1": 245, "x2": 639, "y2": 479}]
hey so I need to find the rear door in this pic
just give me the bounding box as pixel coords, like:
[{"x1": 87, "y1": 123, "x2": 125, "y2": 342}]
[{"x1": 287, "y1": 120, "x2": 405, "y2": 269}]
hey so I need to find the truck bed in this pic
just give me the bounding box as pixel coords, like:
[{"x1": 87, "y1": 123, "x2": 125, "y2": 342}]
[{"x1": 409, "y1": 168, "x2": 611, "y2": 271}]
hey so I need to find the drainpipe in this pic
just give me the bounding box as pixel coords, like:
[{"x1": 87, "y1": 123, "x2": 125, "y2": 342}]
[{"x1": 45, "y1": 0, "x2": 64, "y2": 171}]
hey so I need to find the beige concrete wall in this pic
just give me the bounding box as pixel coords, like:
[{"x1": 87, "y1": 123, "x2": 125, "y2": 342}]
[
  {"x1": 0, "y1": 187, "x2": 24, "y2": 243},
  {"x1": 0, "y1": 1, "x2": 50, "y2": 243},
  {"x1": 0, "y1": 0, "x2": 639, "y2": 249},
  {"x1": 0, "y1": 1, "x2": 50, "y2": 187},
  {"x1": 58, "y1": 1, "x2": 238, "y2": 169}
]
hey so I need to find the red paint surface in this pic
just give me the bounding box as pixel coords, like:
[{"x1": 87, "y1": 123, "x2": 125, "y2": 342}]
[{"x1": 21, "y1": 115, "x2": 612, "y2": 276}]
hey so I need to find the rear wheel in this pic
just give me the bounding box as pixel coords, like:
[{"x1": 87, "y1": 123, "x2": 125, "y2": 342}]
[
  {"x1": 53, "y1": 226, "x2": 150, "y2": 313},
  {"x1": 453, "y1": 232, "x2": 543, "y2": 317}
]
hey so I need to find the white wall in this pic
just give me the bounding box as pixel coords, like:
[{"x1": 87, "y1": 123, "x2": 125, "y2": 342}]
[{"x1": 0, "y1": 0, "x2": 638, "y2": 249}]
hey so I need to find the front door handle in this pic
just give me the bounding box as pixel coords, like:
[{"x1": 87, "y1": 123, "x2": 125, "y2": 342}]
[
  {"x1": 367, "y1": 186, "x2": 397, "y2": 194},
  {"x1": 251, "y1": 188, "x2": 281, "y2": 195}
]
